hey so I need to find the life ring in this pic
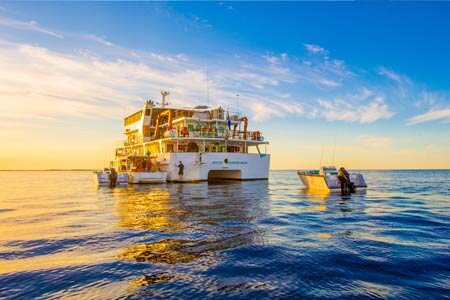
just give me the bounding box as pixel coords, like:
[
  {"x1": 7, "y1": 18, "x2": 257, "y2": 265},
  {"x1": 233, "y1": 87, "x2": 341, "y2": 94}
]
[{"x1": 178, "y1": 145, "x2": 185, "y2": 151}]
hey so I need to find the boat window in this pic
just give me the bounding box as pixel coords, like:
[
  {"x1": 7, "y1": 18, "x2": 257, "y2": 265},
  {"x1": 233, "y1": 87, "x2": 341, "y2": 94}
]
[{"x1": 124, "y1": 110, "x2": 143, "y2": 126}]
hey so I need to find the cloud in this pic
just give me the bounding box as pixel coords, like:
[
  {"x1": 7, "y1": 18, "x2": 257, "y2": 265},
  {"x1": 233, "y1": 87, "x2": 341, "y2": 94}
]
[
  {"x1": 0, "y1": 41, "x2": 307, "y2": 126},
  {"x1": 244, "y1": 97, "x2": 303, "y2": 121},
  {"x1": 191, "y1": 15, "x2": 212, "y2": 29},
  {"x1": 317, "y1": 78, "x2": 340, "y2": 87},
  {"x1": 358, "y1": 135, "x2": 392, "y2": 147},
  {"x1": 0, "y1": 16, "x2": 63, "y2": 38},
  {"x1": 304, "y1": 43, "x2": 328, "y2": 55},
  {"x1": 176, "y1": 53, "x2": 189, "y2": 62},
  {"x1": 291, "y1": 52, "x2": 352, "y2": 88},
  {"x1": 0, "y1": 43, "x2": 204, "y2": 121},
  {"x1": 378, "y1": 67, "x2": 402, "y2": 83},
  {"x1": 0, "y1": 31, "x2": 429, "y2": 129},
  {"x1": 316, "y1": 96, "x2": 395, "y2": 124},
  {"x1": 407, "y1": 107, "x2": 450, "y2": 125},
  {"x1": 263, "y1": 55, "x2": 280, "y2": 65},
  {"x1": 84, "y1": 34, "x2": 115, "y2": 47}
]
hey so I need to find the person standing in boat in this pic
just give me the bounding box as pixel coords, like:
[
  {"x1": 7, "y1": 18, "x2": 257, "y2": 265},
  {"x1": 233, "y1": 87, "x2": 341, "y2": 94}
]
[
  {"x1": 146, "y1": 160, "x2": 152, "y2": 172},
  {"x1": 338, "y1": 167, "x2": 350, "y2": 196},
  {"x1": 342, "y1": 167, "x2": 355, "y2": 193},
  {"x1": 109, "y1": 168, "x2": 118, "y2": 188},
  {"x1": 176, "y1": 161, "x2": 184, "y2": 180}
]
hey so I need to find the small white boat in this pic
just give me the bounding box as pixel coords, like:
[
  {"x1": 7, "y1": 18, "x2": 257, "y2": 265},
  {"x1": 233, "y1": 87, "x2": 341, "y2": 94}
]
[
  {"x1": 128, "y1": 171, "x2": 167, "y2": 184},
  {"x1": 297, "y1": 166, "x2": 367, "y2": 192},
  {"x1": 93, "y1": 168, "x2": 129, "y2": 186}
]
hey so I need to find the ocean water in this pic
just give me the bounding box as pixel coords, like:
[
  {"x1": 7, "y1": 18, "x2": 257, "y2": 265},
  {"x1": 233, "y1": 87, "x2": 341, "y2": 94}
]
[{"x1": 0, "y1": 170, "x2": 449, "y2": 299}]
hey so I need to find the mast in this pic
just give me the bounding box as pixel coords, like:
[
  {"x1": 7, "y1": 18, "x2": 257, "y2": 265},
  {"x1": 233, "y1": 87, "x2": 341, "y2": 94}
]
[{"x1": 161, "y1": 90, "x2": 170, "y2": 108}]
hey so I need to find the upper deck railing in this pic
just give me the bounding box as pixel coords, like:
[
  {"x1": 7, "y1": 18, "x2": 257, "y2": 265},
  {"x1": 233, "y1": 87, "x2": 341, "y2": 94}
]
[{"x1": 117, "y1": 129, "x2": 265, "y2": 149}]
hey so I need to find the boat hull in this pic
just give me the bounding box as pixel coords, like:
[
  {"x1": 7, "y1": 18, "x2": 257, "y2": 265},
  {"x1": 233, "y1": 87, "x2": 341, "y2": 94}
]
[
  {"x1": 298, "y1": 173, "x2": 337, "y2": 191},
  {"x1": 128, "y1": 171, "x2": 167, "y2": 184},
  {"x1": 155, "y1": 152, "x2": 270, "y2": 182},
  {"x1": 298, "y1": 172, "x2": 367, "y2": 192},
  {"x1": 93, "y1": 171, "x2": 129, "y2": 186}
]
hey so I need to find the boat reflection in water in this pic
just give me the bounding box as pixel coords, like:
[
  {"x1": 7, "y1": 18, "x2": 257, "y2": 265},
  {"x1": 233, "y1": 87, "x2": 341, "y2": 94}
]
[
  {"x1": 115, "y1": 187, "x2": 186, "y2": 233},
  {"x1": 113, "y1": 181, "x2": 270, "y2": 285},
  {"x1": 298, "y1": 187, "x2": 368, "y2": 241},
  {"x1": 299, "y1": 187, "x2": 367, "y2": 213}
]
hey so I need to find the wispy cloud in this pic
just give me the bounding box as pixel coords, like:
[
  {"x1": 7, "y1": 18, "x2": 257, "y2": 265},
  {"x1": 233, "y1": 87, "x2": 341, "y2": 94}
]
[
  {"x1": 262, "y1": 52, "x2": 288, "y2": 65},
  {"x1": 304, "y1": 43, "x2": 328, "y2": 55},
  {"x1": 317, "y1": 78, "x2": 340, "y2": 87},
  {"x1": 0, "y1": 25, "x2": 432, "y2": 128},
  {"x1": 84, "y1": 34, "x2": 115, "y2": 47},
  {"x1": 217, "y1": 2, "x2": 233, "y2": 10},
  {"x1": 316, "y1": 96, "x2": 395, "y2": 124},
  {"x1": 378, "y1": 67, "x2": 403, "y2": 83},
  {"x1": 407, "y1": 107, "x2": 450, "y2": 125},
  {"x1": 0, "y1": 16, "x2": 63, "y2": 38},
  {"x1": 0, "y1": 41, "x2": 305, "y2": 125}
]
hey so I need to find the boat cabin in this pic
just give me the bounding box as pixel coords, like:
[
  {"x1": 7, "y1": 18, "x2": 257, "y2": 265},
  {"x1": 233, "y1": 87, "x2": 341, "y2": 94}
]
[{"x1": 115, "y1": 92, "x2": 268, "y2": 160}]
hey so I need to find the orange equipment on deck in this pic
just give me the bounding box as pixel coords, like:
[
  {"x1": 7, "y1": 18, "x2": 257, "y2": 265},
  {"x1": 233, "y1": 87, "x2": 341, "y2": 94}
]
[
  {"x1": 153, "y1": 110, "x2": 173, "y2": 139},
  {"x1": 232, "y1": 116, "x2": 248, "y2": 139}
]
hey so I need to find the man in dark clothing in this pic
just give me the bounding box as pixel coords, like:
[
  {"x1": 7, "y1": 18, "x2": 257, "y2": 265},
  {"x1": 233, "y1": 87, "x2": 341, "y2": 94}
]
[
  {"x1": 109, "y1": 168, "x2": 118, "y2": 188},
  {"x1": 342, "y1": 167, "x2": 355, "y2": 193},
  {"x1": 338, "y1": 167, "x2": 349, "y2": 196},
  {"x1": 176, "y1": 161, "x2": 184, "y2": 180}
]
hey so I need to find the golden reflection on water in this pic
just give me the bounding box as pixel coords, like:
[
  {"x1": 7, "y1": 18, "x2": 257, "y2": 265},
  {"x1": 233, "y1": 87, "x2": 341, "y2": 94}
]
[
  {"x1": 0, "y1": 249, "x2": 117, "y2": 275},
  {"x1": 315, "y1": 233, "x2": 332, "y2": 239},
  {"x1": 119, "y1": 239, "x2": 201, "y2": 264},
  {"x1": 299, "y1": 188, "x2": 360, "y2": 241},
  {"x1": 114, "y1": 188, "x2": 186, "y2": 232},
  {"x1": 0, "y1": 172, "x2": 119, "y2": 275},
  {"x1": 300, "y1": 189, "x2": 331, "y2": 212},
  {"x1": 115, "y1": 183, "x2": 266, "y2": 270},
  {"x1": 131, "y1": 273, "x2": 176, "y2": 287}
]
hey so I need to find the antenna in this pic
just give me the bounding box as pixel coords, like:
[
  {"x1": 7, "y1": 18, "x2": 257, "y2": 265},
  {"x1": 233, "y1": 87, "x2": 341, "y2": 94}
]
[
  {"x1": 236, "y1": 94, "x2": 240, "y2": 115},
  {"x1": 161, "y1": 90, "x2": 170, "y2": 108},
  {"x1": 319, "y1": 145, "x2": 324, "y2": 168},
  {"x1": 206, "y1": 67, "x2": 210, "y2": 107},
  {"x1": 331, "y1": 129, "x2": 337, "y2": 166}
]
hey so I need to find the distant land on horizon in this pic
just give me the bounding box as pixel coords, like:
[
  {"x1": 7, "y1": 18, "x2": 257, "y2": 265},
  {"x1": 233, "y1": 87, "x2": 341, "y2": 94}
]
[{"x1": 1, "y1": 169, "x2": 449, "y2": 172}]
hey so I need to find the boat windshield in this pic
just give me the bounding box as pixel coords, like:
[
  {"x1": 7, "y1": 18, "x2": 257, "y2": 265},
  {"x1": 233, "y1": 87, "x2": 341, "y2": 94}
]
[{"x1": 320, "y1": 167, "x2": 338, "y2": 176}]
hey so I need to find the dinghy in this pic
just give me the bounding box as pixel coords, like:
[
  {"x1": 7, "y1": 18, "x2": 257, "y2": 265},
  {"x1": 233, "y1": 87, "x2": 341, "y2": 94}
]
[{"x1": 297, "y1": 166, "x2": 367, "y2": 192}]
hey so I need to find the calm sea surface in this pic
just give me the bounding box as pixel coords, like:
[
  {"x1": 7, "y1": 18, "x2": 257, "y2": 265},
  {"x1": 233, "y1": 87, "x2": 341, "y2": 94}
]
[{"x1": 0, "y1": 170, "x2": 449, "y2": 299}]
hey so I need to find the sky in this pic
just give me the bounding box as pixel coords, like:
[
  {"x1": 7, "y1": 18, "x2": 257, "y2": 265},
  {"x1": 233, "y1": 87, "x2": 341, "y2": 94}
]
[{"x1": 0, "y1": 1, "x2": 449, "y2": 170}]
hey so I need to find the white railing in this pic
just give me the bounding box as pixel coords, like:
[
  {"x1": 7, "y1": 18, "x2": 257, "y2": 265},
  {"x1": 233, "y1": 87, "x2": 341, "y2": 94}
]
[{"x1": 176, "y1": 129, "x2": 264, "y2": 141}]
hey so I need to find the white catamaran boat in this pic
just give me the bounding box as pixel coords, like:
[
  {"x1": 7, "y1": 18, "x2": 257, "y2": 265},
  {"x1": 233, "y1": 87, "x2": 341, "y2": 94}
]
[
  {"x1": 297, "y1": 166, "x2": 367, "y2": 192},
  {"x1": 110, "y1": 90, "x2": 270, "y2": 182}
]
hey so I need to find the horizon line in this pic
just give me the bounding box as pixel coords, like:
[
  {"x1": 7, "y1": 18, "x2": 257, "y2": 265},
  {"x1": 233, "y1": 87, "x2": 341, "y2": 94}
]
[{"x1": 1, "y1": 168, "x2": 450, "y2": 172}]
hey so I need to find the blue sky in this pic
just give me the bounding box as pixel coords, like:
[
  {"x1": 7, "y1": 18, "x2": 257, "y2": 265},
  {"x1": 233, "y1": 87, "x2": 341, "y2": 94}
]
[{"x1": 0, "y1": 2, "x2": 449, "y2": 169}]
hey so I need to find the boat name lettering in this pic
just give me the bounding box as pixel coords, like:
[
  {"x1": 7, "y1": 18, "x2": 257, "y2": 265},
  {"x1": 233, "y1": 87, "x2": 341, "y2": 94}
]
[{"x1": 212, "y1": 160, "x2": 248, "y2": 165}]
